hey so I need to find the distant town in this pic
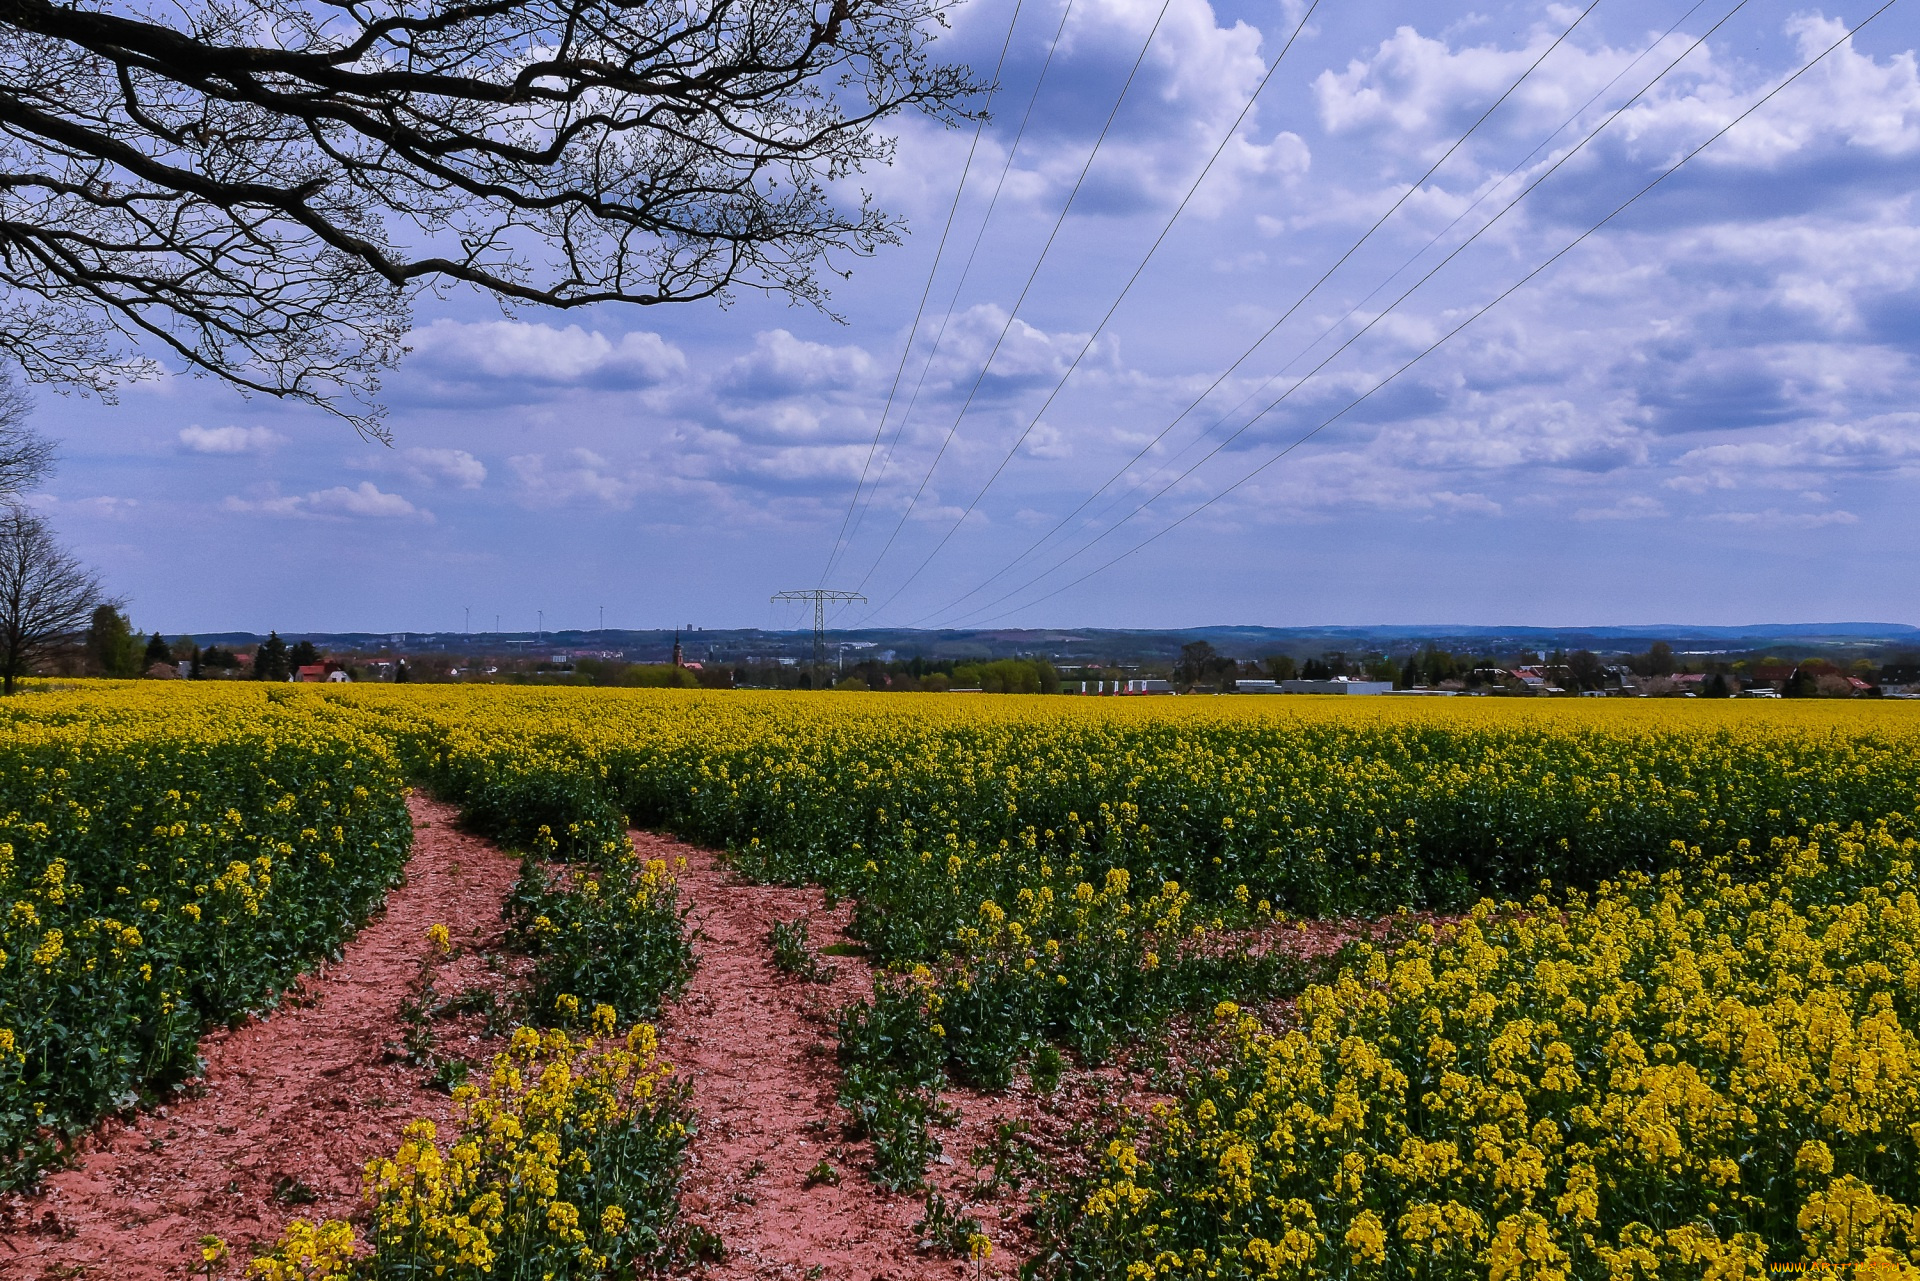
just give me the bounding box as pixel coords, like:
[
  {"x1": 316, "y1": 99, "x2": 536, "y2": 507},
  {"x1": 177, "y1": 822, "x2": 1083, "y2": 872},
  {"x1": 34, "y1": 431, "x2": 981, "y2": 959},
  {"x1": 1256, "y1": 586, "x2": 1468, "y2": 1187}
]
[{"x1": 67, "y1": 613, "x2": 1920, "y2": 698}]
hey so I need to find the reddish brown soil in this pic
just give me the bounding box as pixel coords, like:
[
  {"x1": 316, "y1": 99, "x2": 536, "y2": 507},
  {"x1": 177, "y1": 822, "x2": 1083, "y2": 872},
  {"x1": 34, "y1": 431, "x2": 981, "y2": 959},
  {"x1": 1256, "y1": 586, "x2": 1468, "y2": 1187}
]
[
  {"x1": 0, "y1": 799, "x2": 1381, "y2": 1281},
  {"x1": 651, "y1": 836, "x2": 1401, "y2": 1281},
  {"x1": 651, "y1": 832, "x2": 1075, "y2": 1281},
  {"x1": 0, "y1": 795, "x2": 523, "y2": 1281}
]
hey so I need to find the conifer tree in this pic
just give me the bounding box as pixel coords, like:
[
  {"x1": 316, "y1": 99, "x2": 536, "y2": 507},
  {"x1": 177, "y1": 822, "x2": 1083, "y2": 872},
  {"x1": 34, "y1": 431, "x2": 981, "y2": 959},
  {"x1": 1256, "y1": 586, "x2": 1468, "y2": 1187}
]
[{"x1": 256, "y1": 632, "x2": 290, "y2": 682}]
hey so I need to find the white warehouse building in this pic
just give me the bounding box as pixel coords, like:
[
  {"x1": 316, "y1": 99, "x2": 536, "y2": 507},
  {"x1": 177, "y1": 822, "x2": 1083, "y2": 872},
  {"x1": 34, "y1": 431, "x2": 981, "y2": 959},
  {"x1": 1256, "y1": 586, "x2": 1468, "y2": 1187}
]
[{"x1": 1275, "y1": 677, "x2": 1394, "y2": 695}]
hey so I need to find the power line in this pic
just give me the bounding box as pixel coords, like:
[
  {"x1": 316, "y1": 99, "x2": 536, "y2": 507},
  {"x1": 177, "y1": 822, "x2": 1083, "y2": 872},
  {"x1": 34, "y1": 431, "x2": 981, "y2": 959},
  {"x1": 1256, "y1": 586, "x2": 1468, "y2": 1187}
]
[
  {"x1": 898, "y1": 0, "x2": 1613, "y2": 625},
  {"x1": 825, "y1": 0, "x2": 1081, "y2": 585},
  {"x1": 930, "y1": 0, "x2": 1751, "y2": 624},
  {"x1": 853, "y1": 0, "x2": 1329, "y2": 622},
  {"x1": 966, "y1": 0, "x2": 1720, "y2": 611},
  {"x1": 819, "y1": 0, "x2": 1029, "y2": 587},
  {"x1": 846, "y1": 0, "x2": 1178, "y2": 599},
  {"x1": 962, "y1": 0, "x2": 1898, "y2": 625}
]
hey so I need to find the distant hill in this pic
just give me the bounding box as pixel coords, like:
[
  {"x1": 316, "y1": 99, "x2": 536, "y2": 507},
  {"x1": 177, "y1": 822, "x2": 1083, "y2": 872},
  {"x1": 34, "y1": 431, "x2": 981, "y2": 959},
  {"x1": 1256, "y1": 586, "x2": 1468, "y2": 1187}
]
[{"x1": 181, "y1": 622, "x2": 1920, "y2": 664}]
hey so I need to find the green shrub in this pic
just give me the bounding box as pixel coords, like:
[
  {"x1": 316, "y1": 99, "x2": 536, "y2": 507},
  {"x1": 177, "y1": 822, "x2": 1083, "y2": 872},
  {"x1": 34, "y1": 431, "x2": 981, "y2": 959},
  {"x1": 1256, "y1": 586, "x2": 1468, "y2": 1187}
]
[
  {"x1": 767, "y1": 916, "x2": 833, "y2": 982},
  {"x1": 504, "y1": 826, "x2": 693, "y2": 1026}
]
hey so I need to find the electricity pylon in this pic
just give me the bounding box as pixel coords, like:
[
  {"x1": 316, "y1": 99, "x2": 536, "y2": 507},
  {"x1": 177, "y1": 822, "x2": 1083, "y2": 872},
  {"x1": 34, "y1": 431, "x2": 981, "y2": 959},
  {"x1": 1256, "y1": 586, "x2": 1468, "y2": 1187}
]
[{"x1": 771, "y1": 589, "x2": 865, "y2": 688}]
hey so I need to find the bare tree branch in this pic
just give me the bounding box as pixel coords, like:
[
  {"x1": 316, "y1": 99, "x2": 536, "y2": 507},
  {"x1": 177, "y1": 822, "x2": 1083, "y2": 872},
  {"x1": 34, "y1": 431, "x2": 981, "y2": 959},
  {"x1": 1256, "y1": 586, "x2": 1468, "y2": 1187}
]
[
  {"x1": 0, "y1": 370, "x2": 55, "y2": 496},
  {"x1": 0, "y1": 0, "x2": 981, "y2": 434},
  {"x1": 0, "y1": 503, "x2": 105, "y2": 693}
]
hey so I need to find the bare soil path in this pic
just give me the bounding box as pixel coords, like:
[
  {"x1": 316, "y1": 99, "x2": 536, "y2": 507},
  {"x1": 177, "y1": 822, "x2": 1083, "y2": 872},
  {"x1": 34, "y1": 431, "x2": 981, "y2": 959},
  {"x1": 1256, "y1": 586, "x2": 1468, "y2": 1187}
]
[
  {"x1": 0, "y1": 794, "x2": 523, "y2": 1281},
  {"x1": 651, "y1": 831, "x2": 1045, "y2": 1281},
  {"x1": 0, "y1": 802, "x2": 1127, "y2": 1281}
]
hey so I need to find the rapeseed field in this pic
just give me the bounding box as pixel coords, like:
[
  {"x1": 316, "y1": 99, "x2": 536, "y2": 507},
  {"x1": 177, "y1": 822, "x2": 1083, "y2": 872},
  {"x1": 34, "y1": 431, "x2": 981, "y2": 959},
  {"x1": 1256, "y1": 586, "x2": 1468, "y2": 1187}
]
[{"x1": 6, "y1": 684, "x2": 1919, "y2": 1276}]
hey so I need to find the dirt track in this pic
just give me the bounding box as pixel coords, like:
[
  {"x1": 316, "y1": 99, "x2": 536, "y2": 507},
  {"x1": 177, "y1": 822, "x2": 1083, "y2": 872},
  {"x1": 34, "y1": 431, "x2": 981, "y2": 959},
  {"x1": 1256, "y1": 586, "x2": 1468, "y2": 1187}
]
[
  {"x1": 648, "y1": 830, "x2": 1005, "y2": 1281},
  {"x1": 0, "y1": 794, "x2": 524, "y2": 1280},
  {"x1": 0, "y1": 802, "x2": 1075, "y2": 1281}
]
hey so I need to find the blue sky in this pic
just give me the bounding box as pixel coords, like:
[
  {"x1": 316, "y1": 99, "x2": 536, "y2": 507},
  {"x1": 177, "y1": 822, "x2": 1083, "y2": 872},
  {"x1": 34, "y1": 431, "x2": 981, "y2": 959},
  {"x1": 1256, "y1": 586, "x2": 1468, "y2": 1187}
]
[{"x1": 26, "y1": 0, "x2": 1920, "y2": 636}]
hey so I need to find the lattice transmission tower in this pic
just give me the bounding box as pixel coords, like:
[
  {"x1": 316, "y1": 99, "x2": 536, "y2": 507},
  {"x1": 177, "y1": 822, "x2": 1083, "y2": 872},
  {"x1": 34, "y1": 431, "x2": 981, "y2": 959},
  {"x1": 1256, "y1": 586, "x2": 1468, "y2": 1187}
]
[{"x1": 771, "y1": 589, "x2": 866, "y2": 688}]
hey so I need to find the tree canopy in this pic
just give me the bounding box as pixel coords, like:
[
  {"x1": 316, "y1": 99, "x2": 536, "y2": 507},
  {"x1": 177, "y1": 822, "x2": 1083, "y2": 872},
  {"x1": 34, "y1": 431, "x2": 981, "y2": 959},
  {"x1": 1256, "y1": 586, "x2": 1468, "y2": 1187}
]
[{"x1": 0, "y1": 0, "x2": 978, "y2": 431}]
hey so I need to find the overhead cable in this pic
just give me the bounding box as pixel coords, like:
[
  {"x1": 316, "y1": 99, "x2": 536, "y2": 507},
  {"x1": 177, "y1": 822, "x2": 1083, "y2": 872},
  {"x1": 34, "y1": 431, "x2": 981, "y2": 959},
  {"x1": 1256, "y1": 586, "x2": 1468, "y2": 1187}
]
[
  {"x1": 851, "y1": 0, "x2": 1329, "y2": 620},
  {"x1": 818, "y1": 0, "x2": 1030, "y2": 587},
  {"x1": 978, "y1": 0, "x2": 1720, "y2": 602},
  {"x1": 824, "y1": 0, "x2": 1074, "y2": 585},
  {"x1": 846, "y1": 0, "x2": 1179, "y2": 600},
  {"x1": 931, "y1": 0, "x2": 1753, "y2": 623},
  {"x1": 963, "y1": 0, "x2": 1897, "y2": 625},
  {"x1": 901, "y1": 0, "x2": 1615, "y2": 623}
]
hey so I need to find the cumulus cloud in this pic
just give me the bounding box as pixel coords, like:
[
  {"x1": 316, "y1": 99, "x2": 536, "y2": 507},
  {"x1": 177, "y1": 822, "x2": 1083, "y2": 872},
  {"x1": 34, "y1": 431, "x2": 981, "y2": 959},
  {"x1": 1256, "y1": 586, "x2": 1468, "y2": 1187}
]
[
  {"x1": 509, "y1": 450, "x2": 649, "y2": 509},
  {"x1": 223, "y1": 482, "x2": 431, "y2": 521},
  {"x1": 1392, "y1": 400, "x2": 1650, "y2": 473},
  {"x1": 736, "y1": 444, "x2": 879, "y2": 484},
  {"x1": 404, "y1": 319, "x2": 686, "y2": 388},
  {"x1": 718, "y1": 330, "x2": 876, "y2": 400},
  {"x1": 178, "y1": 425, "x2": 284, "y2": 455},
  {"x1": 147, "y1": 8, "x2": 1915, "y2": 604},
  {"x1": 356, "y1": 447, "x2": 488, "y2": 489},
  {"x1": 1667, "y1": 417, "x2": 1920, "y2": 493},
  {"x1": 1059, "y1": 0, "x2": 1311, "y2": 211},
  {"x1": 914, "y1": 305, "x2": 1116, "y2": 394},
  {"x1": 1574, "y1": 494, "x2": 1666, "y2": 521},
  {"x1": 887, "y1": 0, "x2": 1308, "y2": 222},
  {"x1": 403, "y1": 448, "x2": 487, "y2": 488},
  {"x1": 1303, "y1": 10, "x2": 1920, "y2": 261},
  {"x1": 1652, "y1": 15, "x2": 1920, "y2": 169},
  {"x1": 1023, "y1": 423, "x2": 1073, "y2": 460}
]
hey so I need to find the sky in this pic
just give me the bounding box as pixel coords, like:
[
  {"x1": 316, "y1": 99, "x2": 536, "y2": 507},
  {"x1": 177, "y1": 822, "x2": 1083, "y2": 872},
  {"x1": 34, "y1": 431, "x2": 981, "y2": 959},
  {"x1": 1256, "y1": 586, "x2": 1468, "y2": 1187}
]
[{"x1": 23, "y1": 0, "x2": 1920, "y2": 636}]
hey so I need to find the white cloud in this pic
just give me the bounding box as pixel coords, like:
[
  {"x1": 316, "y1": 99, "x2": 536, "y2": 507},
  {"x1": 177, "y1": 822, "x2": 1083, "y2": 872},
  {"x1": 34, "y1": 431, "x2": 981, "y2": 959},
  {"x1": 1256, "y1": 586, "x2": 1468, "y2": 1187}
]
[
  {"x1": 718, "y1": 330, "x2": 876, "y2": 400},
  {"x1": 179, "y1": 425, "x2": 284, "y2": 455},
  {"x1": 1023, "y1": 423, "x2": 1073, "y2": 460},
  {"x1": 223, "y1": 481, "x2": 431, "y2": 521},
  {"x1": 1699, "y1": 507, "x2": 1860, "y2": 528},
  {"x1": 871, "y1": 0, "x2": 1309, "y2": 223},
  {"x1": 1394, "y1": 400, "x2": 1649, "y2": 473},
  {"x1": 918, "y1": 305, "x2": 1115, "y2": 389},
  {"x1": 1668, "y1": 417, "x2": 1920, "y2": 493},
  {"x1": 356, "y1": 447, "x2": 488, "y2": 489},
  {"x1": 1574, "y1": 494, "x2": 1666, "y2": 521},
  {"x1": 1065, "y1": 0, "x2": 1311, "y2": 210},
  {"x1": 404, "y1": 448, "x2": 487, "y2": 489},
  {"x1": 1669, "y1": 15, "x2": 1920, "y2": 167},
  {"x1": 509, "y1": 450, "x2": 649, "y2": 509},
  {"x1": 1311, "y1": 19, "x2": 1675, "y2": 145},
  {"x1": 405, "y1": 319, "x2": 686, "y2": 387},
  {"x1": 736, "y1": 444, "x2": 877, "y2": 484}
]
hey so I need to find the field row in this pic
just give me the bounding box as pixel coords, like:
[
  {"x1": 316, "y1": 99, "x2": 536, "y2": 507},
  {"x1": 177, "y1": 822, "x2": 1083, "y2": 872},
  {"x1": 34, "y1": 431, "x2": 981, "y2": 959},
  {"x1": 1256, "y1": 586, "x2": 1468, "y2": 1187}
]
[{"x1": 2, "y1": 685, "x2": 1918, "y2": 1278}]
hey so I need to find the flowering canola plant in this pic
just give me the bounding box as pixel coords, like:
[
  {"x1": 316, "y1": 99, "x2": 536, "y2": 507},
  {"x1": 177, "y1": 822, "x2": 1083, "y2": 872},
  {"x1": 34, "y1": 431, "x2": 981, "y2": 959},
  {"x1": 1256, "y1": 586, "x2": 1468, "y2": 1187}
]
[
  {"x1": 353, "y1": 688, "x2": 1920, "y2": 960},
  {"x1": 1064, "y1": 818, "x2": 1920, "y2": 1280},
  {"x1": 251, "y1": 1016, "x2": 693, "y2": 1281},
  {"x1": 12, "y1": 682, "x2": 1920, "y2": 1270},
  {"x1": 503, "y1": 825, "x2": 693, "y2": 1027},
  {"x1": 334, "y1": 688, "x2": 1920, "y2": 1200},
  {"x1": 0, "y1": 684, "x2": 410, "y2": 1186}
]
